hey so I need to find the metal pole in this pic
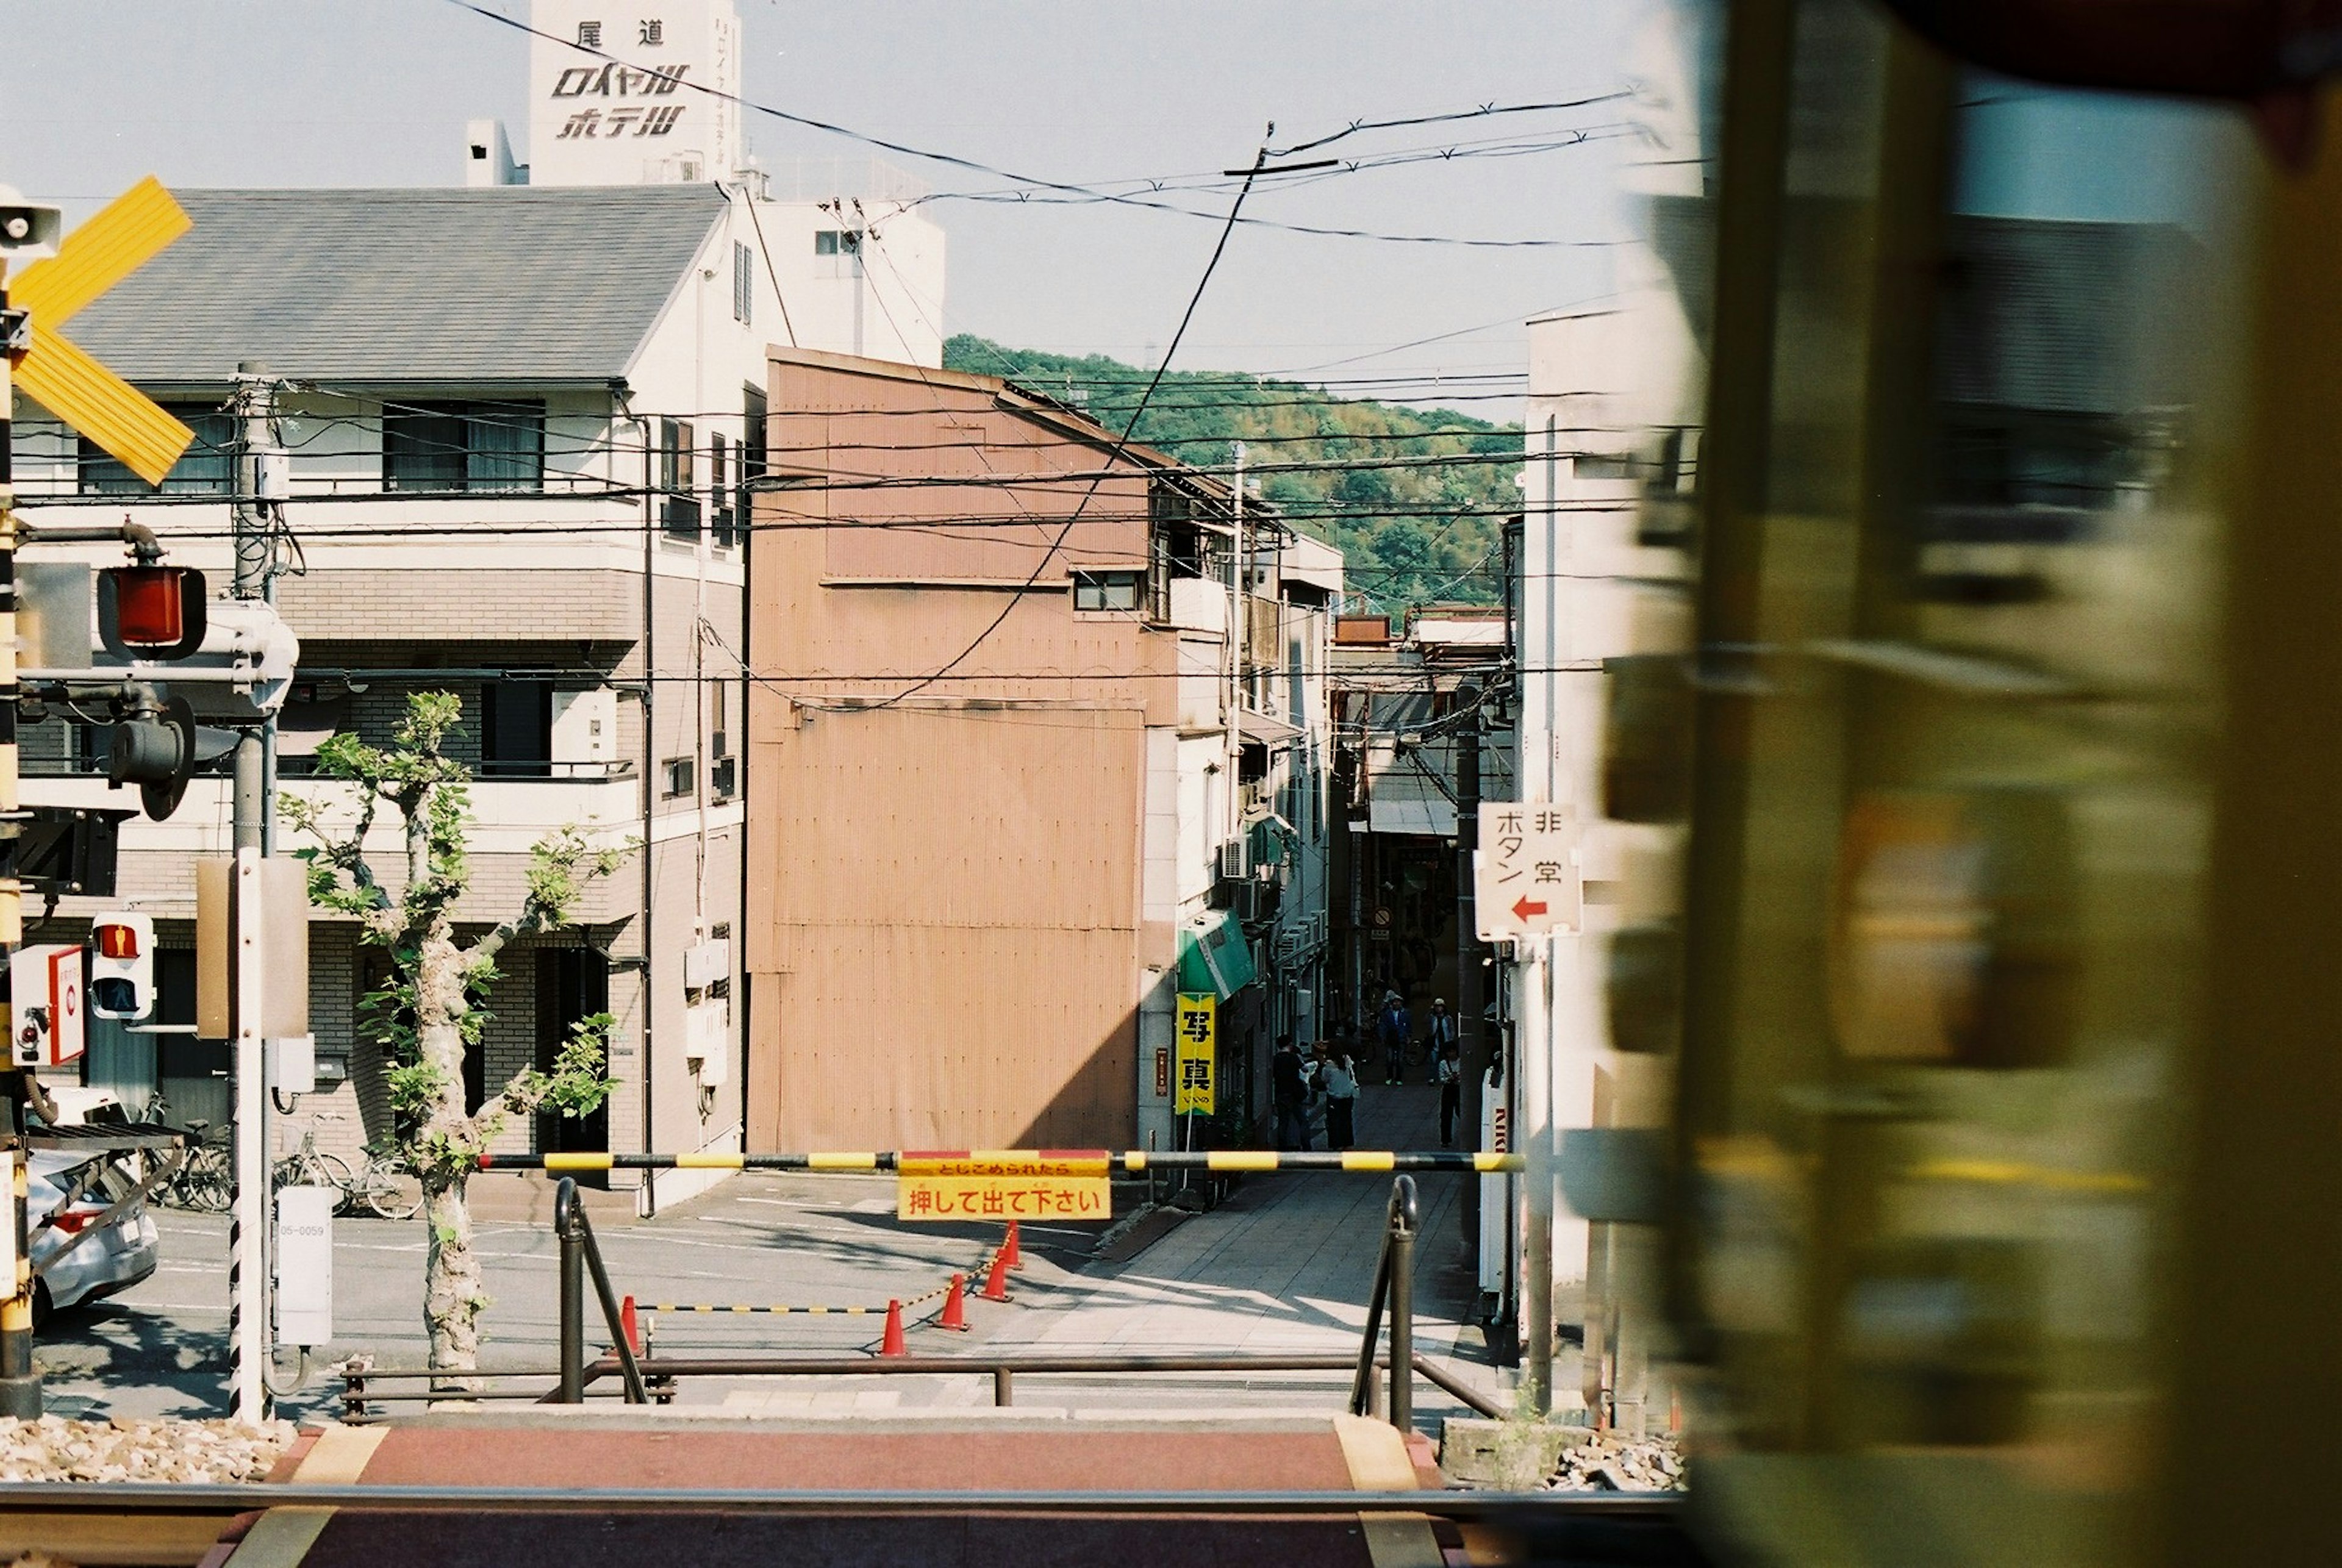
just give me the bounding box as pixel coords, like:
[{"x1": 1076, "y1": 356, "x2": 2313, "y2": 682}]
[
  {"x1": 1388, "y1": 1175, "x2": 1416, "y2": 1435},
  {"x1": 226, "y1": 364, "x2": 274, "y2": 1423},
  {"x1": 227, "y1": 850, "x2": 268, "y2": 1421},
  {"x1": 992, "y1": 1367, "x2": 1012, "y2": 1408},
  {"x1": 1520, "y1": 934, "x2": 1555, "y2": 1414},
  {"x1": 556, "y1": 1180, "x2": 584, "y2": 1405},
  {"x1": 0, "y1": 284, "x2": 37, "y2": 1419}
]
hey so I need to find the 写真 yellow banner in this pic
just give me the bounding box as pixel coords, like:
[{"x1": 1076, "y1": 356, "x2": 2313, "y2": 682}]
[
  {"x1": 1174, "y1": 992, "x2": 1216, "y2": 1115},
  {"x1": 897, "y1": 1151, "x2": 1111, "y2": 1222}
]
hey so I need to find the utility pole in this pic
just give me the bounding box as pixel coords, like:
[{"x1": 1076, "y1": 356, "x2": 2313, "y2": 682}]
[
  {"x1": 1455, "y1": 681, "x2": 1482, "y2": 1251},
  {"x1": 0, "y1": 277, "x2": 37, "y2": 1420},
  {"x1": 226, "y1": 360, "x2": 274, "y2": 1422}
]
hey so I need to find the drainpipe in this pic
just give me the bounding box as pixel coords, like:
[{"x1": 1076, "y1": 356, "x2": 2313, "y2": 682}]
[{"x1": 620, "y1": 396, "x2": 657, "y2": 1215}]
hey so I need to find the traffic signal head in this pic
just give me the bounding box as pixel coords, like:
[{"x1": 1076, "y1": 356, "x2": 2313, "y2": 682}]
[
  {"x1": 88, "y1": 912, "x2": 153, "y2": 1021},
  {"x1": 108, "y1": 693, "x2": 197, "y2": 822},
  {"x1": 98, "y1": 565, "x2": 207, "y2": 660},
  {"x1": 0, "y1": 186, "x2": 62, "y2": 260}
]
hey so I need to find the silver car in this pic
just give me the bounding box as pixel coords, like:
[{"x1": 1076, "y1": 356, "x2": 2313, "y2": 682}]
[{"x1": 29, "y1": 1151, "x2": 159, "y2": 1325}]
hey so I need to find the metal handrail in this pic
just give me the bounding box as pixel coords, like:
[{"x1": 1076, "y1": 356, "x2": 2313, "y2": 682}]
[
  {"x1": 1349, "y1": 1175, "x2": 1419, "y2": 1428},
  {"x1": 339, "y1": 1351, "x2": 1508, "y2": 1420},
  {"x1": 553, "y1": 1177, "x2": 646, "y2": 1405}
]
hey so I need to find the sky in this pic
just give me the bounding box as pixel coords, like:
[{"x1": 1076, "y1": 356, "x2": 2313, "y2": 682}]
[{"x1": 2, "y1": 1, "x2": 1652, "y2": 412}]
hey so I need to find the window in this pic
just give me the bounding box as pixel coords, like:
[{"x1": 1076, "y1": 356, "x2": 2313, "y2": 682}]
[
  {"x1": 814, "y1": 229, "x2": 861, "y2": 279},
  {"x1": 710, "y1": 432, "x2": 732, "y2": 548},
  {"x1": 662, "y1": 756, "x2": 697, "y2": 798},
  {"x1": 480, "y1": 680, "x2": 553, "y2": 777},
  {"x1": 711, "y1": 681, "x2": 729, "y2": 758},
  {"x1": 738, "y1": 385, "x2": 767, "y2": 550},
  {"x1": 1073, "y1": 570, "x2": 1143, "y2": 612},
  {"x1": 732, "y1": 241, "x2": 753, "y2": 325},
  {"x1": 383, "y1": 401, "x2": 545, "y2": 493},
  {"x1": 79, "y1": 407, "x2": 234, "y2": 495},
  {"x1": 659, "y1": 418, "x2": 700, "y2": 537}
]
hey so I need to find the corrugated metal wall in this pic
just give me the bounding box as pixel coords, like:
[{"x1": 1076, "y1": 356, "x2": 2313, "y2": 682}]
[{"x1": 747, "y1": 705, "x2": 1144, "y2": 1150}]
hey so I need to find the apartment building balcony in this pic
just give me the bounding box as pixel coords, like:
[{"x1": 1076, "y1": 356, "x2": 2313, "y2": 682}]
[{"x1": 20, "y1": 768, "x2": 643, "y2": 923}]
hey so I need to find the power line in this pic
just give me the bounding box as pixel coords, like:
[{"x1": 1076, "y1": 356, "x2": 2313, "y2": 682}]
[
  {"x1": 440, "y1": 1, "x2": 1633, "y2": 251},
  {"x1": 856, "y1": 146, "x2": 1273, "y2": 712}
]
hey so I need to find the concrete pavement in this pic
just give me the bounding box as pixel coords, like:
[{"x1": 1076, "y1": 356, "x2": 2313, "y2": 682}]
[{"x1": 35, "y1": 1086, "x2": 1516, "y2": 1432}]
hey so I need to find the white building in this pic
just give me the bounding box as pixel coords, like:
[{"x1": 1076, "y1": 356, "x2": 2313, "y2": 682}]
[
  {"x1": 3, "y1": 174, "x2": 939, "y2": 1214},
  {"x1": 465, "y1": 0, "x2": 948, "y2": 367}
]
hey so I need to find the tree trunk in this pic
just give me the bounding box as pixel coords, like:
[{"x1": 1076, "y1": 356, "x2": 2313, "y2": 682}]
[
  {"x1": 422, "y1": 1167, "x2": 484, "y2": 1387},
  {"x1": 415, "y1": 926, "x2": 487, "y2": 1386}
]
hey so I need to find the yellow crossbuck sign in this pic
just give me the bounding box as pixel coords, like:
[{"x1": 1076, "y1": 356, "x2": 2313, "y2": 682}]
[{"x1": 7, "y1": 177, "x2": 195, "y2": 487}]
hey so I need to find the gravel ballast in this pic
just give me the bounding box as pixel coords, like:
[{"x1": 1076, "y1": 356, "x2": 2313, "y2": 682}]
[{"x1": 0, "y1": 1416, "x2": 296, "y2": 1484}]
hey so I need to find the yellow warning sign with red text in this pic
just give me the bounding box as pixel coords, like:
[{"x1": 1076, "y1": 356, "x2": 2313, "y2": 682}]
[{"x1": 897, "y1": 1151, "x2": 1112, "y2": 1222}]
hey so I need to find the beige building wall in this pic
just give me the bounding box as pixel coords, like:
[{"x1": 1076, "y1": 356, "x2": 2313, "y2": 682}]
[{"x1": 745, "y1": 351, "x2": 1222, "y2": 1151}]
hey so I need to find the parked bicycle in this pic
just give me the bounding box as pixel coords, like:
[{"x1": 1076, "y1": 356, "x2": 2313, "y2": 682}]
[
  {"x1": 159, "y1": 1121, "x2": 231, "y2": 1212},
  {"x1": 348, "y1": 1140, "x2": 424, "y2": 1221},
  {"x1": 274, "y1": 1114, "x2": 357, "y2": 1204}
]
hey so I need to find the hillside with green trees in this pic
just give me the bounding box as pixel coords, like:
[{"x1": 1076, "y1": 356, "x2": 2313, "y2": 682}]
[{"x1": 943, "y1": 335, "x2": 1521, "y2": 610}]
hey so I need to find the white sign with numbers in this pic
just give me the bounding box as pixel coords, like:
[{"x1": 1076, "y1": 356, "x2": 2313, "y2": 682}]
[{"x1": 1474, "y1": 804, "x2": 1583, "y2": 940}]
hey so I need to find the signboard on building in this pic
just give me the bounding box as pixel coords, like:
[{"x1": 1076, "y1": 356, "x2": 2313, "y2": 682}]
[
  {"x1": 896, "y1": 1152, "x2": 1111, "y2": 1222},
  {"x1": 1474, "y1": 804, "x2": 1584, "y2": 940},
  {"x1": 1173, "y1": 992, "x2": 1216, "y2": 1115},
  {"x1": 529, "y1": 0, "x2": 742, "y2": 187}
]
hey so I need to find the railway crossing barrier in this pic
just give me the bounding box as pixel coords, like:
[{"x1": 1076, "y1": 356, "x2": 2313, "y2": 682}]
[{"x1": 478, "y1": 1149, "x2": 1522, "y2": 1175}]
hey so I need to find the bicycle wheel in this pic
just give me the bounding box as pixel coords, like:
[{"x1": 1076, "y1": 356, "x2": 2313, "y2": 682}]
[{"x1": 361, "y1": 1161, "x2": 424, "y2": 1221}]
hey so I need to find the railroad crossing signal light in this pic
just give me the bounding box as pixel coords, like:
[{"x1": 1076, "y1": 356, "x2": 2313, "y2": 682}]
[
  {"x1": 97, "y1": 564, "x2": 207, "y2": 659},
  {"x1": 87, "y1": 912, "x2": 152, "y2": 1021},
  {"x1": 107, "y1": 694, "x2": 196, "y2": 823},
  {"x1": 3, "y1": 176, "x2": 194, "y2": 486}
]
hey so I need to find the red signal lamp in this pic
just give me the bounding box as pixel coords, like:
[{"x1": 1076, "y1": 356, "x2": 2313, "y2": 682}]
[
  {"x1": 98, "y1": 565, "x2": 206, "y2": 660},
  {"x1": 94, "y1": 922, "x2": 140, "y2": 961}
]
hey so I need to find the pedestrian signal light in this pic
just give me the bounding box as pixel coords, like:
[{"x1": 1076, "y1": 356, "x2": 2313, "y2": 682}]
[
  {"x1": 98, "y1": 565, "x2": 207, "y2": 659},
  {"x1": 87, "y1": 912, "x2": 153, "y2": 1021}
]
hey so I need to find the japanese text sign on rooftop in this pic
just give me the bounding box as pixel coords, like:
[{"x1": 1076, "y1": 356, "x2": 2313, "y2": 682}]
[
  {"x1": 1475, "y1": 803, "x2": 1583, "y2": 940},
  {"x1": 1173, "y1": 992, "x2": 1217, "y2": 1116},
  {"x1": 897, "y1": 1151, "x2": 1112, "y2": 1223}
]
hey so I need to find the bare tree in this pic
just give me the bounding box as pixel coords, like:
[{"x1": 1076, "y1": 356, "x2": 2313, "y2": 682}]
[{"x1": 282, "y1": 692, "x2": 627, "y2": 1376}]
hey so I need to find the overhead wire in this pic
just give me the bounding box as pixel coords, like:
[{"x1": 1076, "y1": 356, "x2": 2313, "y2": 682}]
[
  {"x1": 439, "y1": 1, "x2": 1633, "y2": 250},
  {"x1": 848, "y1": 143, "x2": 1273, "y2": 711}
]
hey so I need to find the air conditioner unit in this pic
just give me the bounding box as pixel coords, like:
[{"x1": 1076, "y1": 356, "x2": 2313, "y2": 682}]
[{"x1": 1217, "y1": 838, "x2": 1250, "y2": 881}]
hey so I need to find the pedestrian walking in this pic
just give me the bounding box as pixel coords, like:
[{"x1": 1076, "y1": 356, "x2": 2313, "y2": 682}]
[
  {"x1": 1425, "y1": 998, "x2": 1457, "y2": 1085},
  {"x1": 1377, "y1": 991, "x2": 1411, "y2": 1085},
  {"x1": 1270, "y1": 1035, "x2": 1311, "y2": 1152},
  {"x1": 1317, "y1": 1042, "x2": 1359, "y2": 1151},
  {"x1": 1436, "y1": 1042, "x2": 1463, "y2": 1147}
]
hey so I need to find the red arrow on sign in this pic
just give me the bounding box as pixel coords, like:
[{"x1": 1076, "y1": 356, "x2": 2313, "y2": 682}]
[{"x1": 1512, "y1": 896, "x2": 1549, "y2": 921}]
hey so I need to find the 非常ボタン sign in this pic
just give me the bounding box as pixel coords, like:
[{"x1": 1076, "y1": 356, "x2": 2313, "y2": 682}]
[
  {"x1": 1475, "y1": 803, "x2": 1583, "y2": 940},
  {"x1": 897, "y1": 1151, "x2": 1111, "y2": 1222},
  {"x1": 1174, "y1": 992, "x2": 1216, "y2": 1115}
]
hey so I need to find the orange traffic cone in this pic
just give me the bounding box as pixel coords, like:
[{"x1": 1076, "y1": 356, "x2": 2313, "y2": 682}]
[
  {"x1": 1002, "y1": 1220, "x2": 1023, "y2": 1270},
  {"x1": 979, "y1": 1247, "x2": 1013, "y2": 1303},
  {"x1": 620, "y1": 1294, "x2": 642, "y2": 1357},
  {"x1": 879, "y1": 1298, "x2": 908, "y2": 1357},
  {"x1": 937, "y1": 1273, "x2": 969, "y2": 1331}
]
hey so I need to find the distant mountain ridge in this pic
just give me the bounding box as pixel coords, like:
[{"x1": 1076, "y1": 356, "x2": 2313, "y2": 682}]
[{"x1": 944, "y1": 334, "x2": 1522, "y2": 609}]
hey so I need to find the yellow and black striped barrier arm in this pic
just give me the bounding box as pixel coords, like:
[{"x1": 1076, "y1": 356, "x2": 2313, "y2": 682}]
[{"x1": 480, "y1": 1149, "x2": 1526, "y2": 1175}]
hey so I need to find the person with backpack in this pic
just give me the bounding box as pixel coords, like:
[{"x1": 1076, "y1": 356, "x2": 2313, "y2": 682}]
[
  {"x1": 1376, "y1": 992, "x2": 1411, "y2": 1085},
  {"x1": 1425, "y1": 998, "x2": 1457, "y2": 1086},
  {"x1": 1316, "y1": 1040, "x2": 1359, "y2": 1151}
]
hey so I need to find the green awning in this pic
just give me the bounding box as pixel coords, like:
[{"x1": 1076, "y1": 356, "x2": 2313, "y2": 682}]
[{"x1": 1178, "y1": 910, "x2": 1257, "y2": 1001}]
